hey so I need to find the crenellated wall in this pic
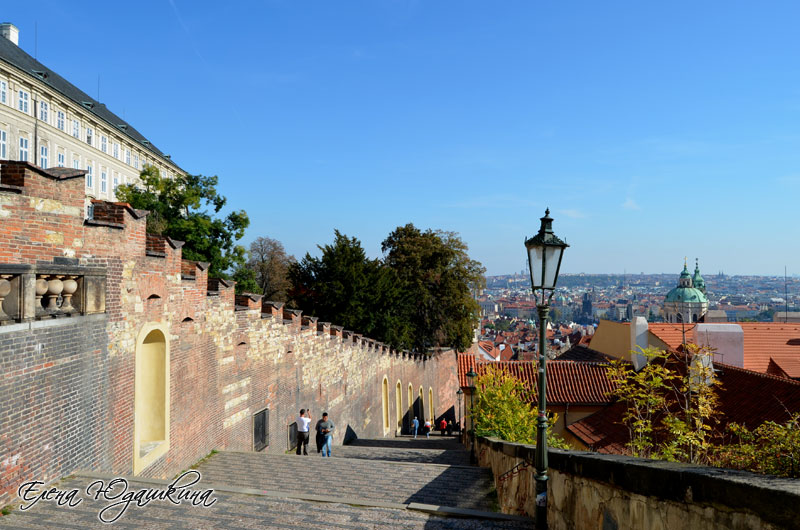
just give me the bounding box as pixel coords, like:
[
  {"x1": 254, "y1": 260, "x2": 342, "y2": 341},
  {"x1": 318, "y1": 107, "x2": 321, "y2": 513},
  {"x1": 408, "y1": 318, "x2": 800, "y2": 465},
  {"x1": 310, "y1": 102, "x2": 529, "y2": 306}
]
[{"x1": 0, "y1": 161, "x2": 460, "y2": 505}]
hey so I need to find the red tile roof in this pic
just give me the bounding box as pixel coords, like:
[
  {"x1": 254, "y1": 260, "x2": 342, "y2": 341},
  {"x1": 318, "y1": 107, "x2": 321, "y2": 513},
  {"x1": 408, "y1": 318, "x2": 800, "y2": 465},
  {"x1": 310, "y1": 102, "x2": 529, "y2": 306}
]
[
  {"x1": 738, "y1": 323, "x2": 800, "y2": 375},
  {"x1": 566, "y1": 359, "x2": 800, "y2": 453},
  {"x1": 478, "y1": 340, "x2": 499, "y2": 360},
  {"x1": 457, "y1": 353, "x2": 616, "y2": 405},
  {"x1": 647, "y1": 323, "x2": 695, "y2": 349}
]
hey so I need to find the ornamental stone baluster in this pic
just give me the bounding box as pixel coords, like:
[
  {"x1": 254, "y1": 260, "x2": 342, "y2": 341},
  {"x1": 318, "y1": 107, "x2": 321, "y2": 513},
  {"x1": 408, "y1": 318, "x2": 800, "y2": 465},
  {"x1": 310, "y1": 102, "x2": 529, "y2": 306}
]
[
  {"x1": 35, "y1": 276, "x2": 48, "y2": 316},
  {"x1": 45, "y1": 275, "x2": 64, "y2": 314},
  {"x1": 61, "y1": 275, "x2": 78, "y2": 313},
  {"x1": 0, "y1": 275, "x2": 11, "y2": 319}
]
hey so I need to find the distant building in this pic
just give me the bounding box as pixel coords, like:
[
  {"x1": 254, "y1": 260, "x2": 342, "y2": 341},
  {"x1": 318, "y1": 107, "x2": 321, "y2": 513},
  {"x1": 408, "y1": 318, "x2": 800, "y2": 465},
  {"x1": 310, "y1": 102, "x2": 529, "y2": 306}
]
[{"x1": 663, "y1": 260, "x2": 708, "y2": 323}]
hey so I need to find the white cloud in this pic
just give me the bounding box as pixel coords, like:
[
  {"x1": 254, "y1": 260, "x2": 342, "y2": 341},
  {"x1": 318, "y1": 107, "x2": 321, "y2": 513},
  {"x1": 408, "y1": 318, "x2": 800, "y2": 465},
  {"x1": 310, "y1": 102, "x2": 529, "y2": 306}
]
[{"x1": 622, "y1": 198, "x2": 640, "y2": 210}]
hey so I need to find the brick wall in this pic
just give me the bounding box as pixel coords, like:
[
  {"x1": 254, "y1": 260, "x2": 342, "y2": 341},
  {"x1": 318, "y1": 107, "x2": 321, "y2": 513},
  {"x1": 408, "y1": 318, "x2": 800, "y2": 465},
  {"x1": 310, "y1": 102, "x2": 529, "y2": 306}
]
[{"x1": 0, "y1": 162, "x2": 461, "y2": 505}]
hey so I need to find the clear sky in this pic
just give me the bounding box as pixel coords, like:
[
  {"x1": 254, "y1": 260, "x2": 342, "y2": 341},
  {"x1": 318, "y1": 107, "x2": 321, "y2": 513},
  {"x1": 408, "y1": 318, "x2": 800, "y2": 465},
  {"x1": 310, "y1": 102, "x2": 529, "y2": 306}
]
[{"x1": 7, "y1": 2, "x2": 800, "y2": 276}]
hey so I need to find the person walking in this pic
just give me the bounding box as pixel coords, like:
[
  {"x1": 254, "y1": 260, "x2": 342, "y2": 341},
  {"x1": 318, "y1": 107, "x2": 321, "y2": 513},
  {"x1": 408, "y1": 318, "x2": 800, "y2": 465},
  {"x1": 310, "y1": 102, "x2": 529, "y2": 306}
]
[
  {"x1": 424, "y1": 418, "x2": 432, "y2": 438},
  {"x1": 317, "y1": 412, "x2": 335, "y2": 457},
  {"x1": 412, "y1": 416, "x2": 419, "y2": 438},
  {"x1": 439, "y1": 418, "x2": 447, "y2": 436},
  {"x1": 295, "y1": 409, "x2": 311, "y2": 456}
]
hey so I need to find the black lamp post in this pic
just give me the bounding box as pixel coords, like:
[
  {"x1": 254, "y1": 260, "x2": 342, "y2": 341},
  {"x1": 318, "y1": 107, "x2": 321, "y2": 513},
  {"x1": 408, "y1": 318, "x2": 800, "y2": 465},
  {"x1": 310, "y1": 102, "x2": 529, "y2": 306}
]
[
  {"x1": 456, "y1": 388, "x2": 463, "y2": 434},
  {"x1": 524, "y1": 208, "x2": 568, "y2": 530},
  {"x1": 466, "y1": 368, "x2": 478, "y2": 464}
]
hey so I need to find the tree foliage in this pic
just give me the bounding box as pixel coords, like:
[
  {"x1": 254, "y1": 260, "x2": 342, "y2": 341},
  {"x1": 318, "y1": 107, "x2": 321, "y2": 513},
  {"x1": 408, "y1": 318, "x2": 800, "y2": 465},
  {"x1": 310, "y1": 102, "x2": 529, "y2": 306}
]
[
  {"x1": 381, "y1": 224, "x2": 486, "y2": 352},
  {"x1": 472, "y1": 365, "x2": 569, "y2": 449},
  {"x1": 116, "y1": 165, "x2": 249, "y2": 277},
  {"x1": 233, "y1": 236, "x2": 294, "y2": 299},
  {"x1": 288, "y1": 226, "x2": 485, "y2": 352},
  {"x1": 712, "y1": 413, "x2": 800, "y2": 478},
  {"x1": 288, "y1": 230, "x2": 410, "y2": 346}
]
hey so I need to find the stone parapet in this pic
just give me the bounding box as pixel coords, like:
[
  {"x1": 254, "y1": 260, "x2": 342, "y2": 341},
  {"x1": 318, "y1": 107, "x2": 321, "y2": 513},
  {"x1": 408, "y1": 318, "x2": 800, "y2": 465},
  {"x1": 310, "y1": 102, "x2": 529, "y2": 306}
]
[{"x1": 476, "y1": 436, "x2": 800, "y2": 530}]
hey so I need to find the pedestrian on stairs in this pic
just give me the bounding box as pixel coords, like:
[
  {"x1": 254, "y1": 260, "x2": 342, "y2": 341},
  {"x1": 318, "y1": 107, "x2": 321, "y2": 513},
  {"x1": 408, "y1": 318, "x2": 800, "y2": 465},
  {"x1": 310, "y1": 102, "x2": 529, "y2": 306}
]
[
  {"x1": 296, "y1": 409, "x2": 311, "y2": 455},
  {"x1": 412, "y1": 416, "x2": 419, "y2": 438}
]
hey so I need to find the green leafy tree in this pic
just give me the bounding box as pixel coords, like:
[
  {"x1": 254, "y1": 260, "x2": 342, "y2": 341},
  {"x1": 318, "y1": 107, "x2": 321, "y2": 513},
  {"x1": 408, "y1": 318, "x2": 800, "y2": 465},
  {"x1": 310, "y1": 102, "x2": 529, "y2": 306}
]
[
  {"x1": 472, "y1": 365, "x2": 569, "y2": 449},
  {"x1": 116, "y1": 165, "x2": 249, "y2": 277},
  {"x1": 288, "y1": 230, "x2": 411, "y2": 347},
  {"x1": 712, "y1": 413, "x2": 800, "y2": 478},
  {"x1": 381, "y1": 224, "x2": 485, "y2": 352}
]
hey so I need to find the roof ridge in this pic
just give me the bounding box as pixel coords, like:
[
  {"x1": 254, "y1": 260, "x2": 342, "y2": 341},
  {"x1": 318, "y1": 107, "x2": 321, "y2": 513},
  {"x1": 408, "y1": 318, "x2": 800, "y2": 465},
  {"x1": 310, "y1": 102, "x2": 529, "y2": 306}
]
[{"x1": 715, "y1": 360, "x2": 800, "y2": 385}]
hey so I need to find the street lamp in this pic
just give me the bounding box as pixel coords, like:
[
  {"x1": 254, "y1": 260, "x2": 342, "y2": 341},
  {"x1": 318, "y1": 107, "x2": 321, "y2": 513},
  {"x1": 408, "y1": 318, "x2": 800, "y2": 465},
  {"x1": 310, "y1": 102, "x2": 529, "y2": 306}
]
[
  {"x1": 524, "y1": 208, "x2": 568, "y2": 530},
  {"x1": 466, "y1": 368, "x2": 478, "y2": 464},
  {"x1": 456, "y1": 388, "x2": 463, "y2": 434}
]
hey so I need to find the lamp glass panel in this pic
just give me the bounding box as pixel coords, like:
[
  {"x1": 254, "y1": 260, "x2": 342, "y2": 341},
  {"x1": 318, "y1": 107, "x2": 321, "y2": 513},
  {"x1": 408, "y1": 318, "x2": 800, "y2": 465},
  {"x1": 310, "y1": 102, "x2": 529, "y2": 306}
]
[
  {"x1": 528, "y1": 246, "x2": 543, "y2": 287},
  {"x1": 543, "y1": 246, "x2": 563, "y2": 289}
]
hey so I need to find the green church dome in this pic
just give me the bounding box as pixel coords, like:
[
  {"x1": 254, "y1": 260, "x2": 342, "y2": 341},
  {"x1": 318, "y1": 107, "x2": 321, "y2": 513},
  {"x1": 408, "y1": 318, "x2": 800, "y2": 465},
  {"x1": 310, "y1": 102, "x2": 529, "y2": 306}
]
[{"x1": 664, "y1": 286, "x2": 707, "y2": 303}]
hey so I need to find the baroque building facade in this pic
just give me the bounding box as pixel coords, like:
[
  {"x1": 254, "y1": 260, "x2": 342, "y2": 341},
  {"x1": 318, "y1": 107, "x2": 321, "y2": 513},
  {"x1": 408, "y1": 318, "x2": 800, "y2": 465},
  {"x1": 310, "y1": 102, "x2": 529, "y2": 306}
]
[
  {"x1": 0, "y1": 23, "x2": 183, "y2": 203},
  {"x1": 663, "y1": 260, "x2": 708, "y2": 323}
]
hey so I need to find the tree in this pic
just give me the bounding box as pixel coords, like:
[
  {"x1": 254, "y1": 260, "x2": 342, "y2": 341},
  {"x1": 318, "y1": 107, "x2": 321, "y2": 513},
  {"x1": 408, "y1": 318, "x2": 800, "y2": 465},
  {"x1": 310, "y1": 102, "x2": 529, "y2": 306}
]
[
  {"x1": 288, "y1": 230, "x2": 410, "y2": 347},
  {"x1": 712, "y1": 413, "x2": 800, "y2": 478},
  {"x1": 116, "y1": 165, "x2": 249, "y2": 277},
  {"x1": 381, "y1": 224, "x2": 486, "y2": 352},
  {"x1": 472, "y1": 365, "x2": 569, "y2": 449},
  {"x1": 235, "y1": 236, "x2": 294, "y2": 300}
]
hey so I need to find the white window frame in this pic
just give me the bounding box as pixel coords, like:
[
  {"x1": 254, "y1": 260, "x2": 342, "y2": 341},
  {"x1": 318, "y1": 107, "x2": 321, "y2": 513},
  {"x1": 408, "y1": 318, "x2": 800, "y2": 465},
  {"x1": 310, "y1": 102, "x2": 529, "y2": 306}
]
[
  {"x1": 125, "y1": 149, "x2": 131, "y2": 165},
  {"x1": 39, "y1": 101, "x2": 48, "y2": 122},
  {"x1": 133, "y1": 153, "x2": 139, "y2": 169},
  {"x1": 56, "y1": 110, "x2": 65, "y2": 131},
  {"x1": 0, "y1": 81, "x2": 6, "y2": 105},
  {"x1": 40, "y1": 145, "x2": 48, "y2": 168},
  {"x1": 101, "y1": 135, "x2": 107, "y2": 153},
  {"x1": 86, "y1": 127, "x2": 93, "y2": 147},
  {"x1": 113, "y1": 142, "x2": 119, "y2": 159},
  {"x1": 57, "y1": 151, "x2": 65, "y2": 167},
  {"x1": 72, "y1": 120, "x2": 80, "y2": 139},
  {"x1": 86, "y1": 164, "x2": 94, "y2": 188},
  {"x1": 113, "y1": 172, "x2": 119, "y2": 193},
  {"x1": 73, "y1": 157, "x2": 80, "y2": 170},
  {"x1": 18, "y1": 90, "x2": 29, "y2": 114},
  {"x1": 101, "y1": 169, "x2": 107, "y2": 193},
  {"x1": 0, "y1": 129, "x2": 6, "y2": 158},
  {"x1": 19, "y1": 135, "x2": 29, "y2": 162}
]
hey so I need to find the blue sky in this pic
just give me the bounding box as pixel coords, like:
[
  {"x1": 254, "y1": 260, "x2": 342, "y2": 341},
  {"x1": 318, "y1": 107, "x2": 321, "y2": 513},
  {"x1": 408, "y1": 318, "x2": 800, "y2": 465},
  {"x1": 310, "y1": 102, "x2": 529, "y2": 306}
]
[{"x1": 7, "y1": 1, "x2": 800, "y2": 275}]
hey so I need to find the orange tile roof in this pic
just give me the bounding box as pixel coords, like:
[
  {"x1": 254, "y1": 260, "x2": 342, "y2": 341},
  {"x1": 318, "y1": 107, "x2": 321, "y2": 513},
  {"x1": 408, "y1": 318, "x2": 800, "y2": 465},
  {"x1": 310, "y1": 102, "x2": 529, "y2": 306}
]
[
  {"x1": 457, "y1": 353, "x2": 616, "y2": 405},
  {"x1": 567, "y1": 359, "x2": 800, "y2": 453},
  {"x1": 647, "y1": 323, "x2": 695, "y2": 349},
  {"x1": 478, "y1": 340, "x2": 499, "y2": 359},
  {"x1": 738, "y1": 323, "x2": 800, "y2": 375}
]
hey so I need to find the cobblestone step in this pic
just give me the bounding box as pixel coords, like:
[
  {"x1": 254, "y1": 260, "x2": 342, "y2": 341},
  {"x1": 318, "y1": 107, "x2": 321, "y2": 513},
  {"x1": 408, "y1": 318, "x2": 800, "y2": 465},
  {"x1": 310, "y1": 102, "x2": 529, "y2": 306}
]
[{"x1": 194, "y1": 450, "x2": 496, "y2": 511}]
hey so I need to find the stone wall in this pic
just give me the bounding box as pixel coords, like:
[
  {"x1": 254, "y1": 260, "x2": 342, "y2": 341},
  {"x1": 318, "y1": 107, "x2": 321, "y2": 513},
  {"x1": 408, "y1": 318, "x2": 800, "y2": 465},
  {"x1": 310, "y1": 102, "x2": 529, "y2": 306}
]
[
  {"x1": 476, "y1": 436, "x2": 800, "y2": 530},
  {"x1": 0, "y1": 161, "x2": 461, "y2": 506}
]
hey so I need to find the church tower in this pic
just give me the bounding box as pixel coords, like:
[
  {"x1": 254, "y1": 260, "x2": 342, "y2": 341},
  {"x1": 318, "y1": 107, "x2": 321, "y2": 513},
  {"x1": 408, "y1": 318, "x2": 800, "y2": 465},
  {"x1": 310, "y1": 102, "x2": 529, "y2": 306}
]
[{"x1": 663, "y1": 259, "x2": 709, "y2": 323}]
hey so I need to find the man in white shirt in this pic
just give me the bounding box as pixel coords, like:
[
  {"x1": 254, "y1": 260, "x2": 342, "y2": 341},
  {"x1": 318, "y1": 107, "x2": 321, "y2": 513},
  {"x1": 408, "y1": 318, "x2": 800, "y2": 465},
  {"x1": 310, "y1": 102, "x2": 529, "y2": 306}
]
[{"x1": 295, "y1": 409, "x2": 311, "y2": 455}]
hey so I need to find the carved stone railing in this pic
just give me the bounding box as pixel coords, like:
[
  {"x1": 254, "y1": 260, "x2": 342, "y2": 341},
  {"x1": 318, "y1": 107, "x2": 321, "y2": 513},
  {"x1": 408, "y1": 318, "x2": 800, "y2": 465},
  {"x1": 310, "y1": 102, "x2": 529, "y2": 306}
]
[{"x1": 0, "y1": 261, "x2": 105, "y2": 325}]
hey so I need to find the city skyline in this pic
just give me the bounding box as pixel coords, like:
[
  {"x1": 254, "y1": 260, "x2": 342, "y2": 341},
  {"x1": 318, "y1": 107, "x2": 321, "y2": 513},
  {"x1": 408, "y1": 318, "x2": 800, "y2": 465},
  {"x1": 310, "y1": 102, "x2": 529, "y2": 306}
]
[{"x1": 5, "y1": 2, "x2": 800, "y2": 276}]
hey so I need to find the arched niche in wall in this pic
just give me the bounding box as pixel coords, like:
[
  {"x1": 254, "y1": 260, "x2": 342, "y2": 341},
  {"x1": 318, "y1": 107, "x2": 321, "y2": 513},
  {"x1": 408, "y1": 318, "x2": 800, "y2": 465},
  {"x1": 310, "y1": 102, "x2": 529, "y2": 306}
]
[
  {"x1": 428, "y1": 387, "x2": 434, "y2": 423},
  {"x1": 133, "y1": 322, "x2": 170, "y2": 475},
  {"x1": 381, "y1": 376, "x2": 390, "y2": 435},
  {"x1": 395, "y1": 380, "x2": 402, "y2": 434}
]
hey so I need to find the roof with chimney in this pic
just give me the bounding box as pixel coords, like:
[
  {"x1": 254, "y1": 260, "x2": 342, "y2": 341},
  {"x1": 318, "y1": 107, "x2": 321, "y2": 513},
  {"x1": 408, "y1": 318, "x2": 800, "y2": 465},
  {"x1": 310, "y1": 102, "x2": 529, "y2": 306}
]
[{"x1": 0, "y1": 28, "x2": 181, "y2": 171}]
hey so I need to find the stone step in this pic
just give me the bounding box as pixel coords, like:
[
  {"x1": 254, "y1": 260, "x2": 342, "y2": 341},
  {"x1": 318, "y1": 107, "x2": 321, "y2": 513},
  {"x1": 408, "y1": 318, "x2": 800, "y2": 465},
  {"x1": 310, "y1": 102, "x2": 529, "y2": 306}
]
[{"x1": 194, "y1": 451, "x2": 497, "y2": 512}]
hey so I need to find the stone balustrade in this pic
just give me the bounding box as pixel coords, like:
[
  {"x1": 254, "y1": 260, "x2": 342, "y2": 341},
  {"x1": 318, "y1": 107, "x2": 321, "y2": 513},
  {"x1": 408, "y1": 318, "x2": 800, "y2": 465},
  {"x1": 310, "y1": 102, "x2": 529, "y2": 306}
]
[{"x1": 0, "y1": 261, "x2": 105, "y2": 325}]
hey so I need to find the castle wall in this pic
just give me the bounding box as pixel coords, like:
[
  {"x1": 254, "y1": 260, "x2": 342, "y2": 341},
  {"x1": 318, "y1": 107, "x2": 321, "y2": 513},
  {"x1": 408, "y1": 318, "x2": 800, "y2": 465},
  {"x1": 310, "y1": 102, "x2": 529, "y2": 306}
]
[{"x1": 0, "y1": 161, "x2": 460, "y2": 505}]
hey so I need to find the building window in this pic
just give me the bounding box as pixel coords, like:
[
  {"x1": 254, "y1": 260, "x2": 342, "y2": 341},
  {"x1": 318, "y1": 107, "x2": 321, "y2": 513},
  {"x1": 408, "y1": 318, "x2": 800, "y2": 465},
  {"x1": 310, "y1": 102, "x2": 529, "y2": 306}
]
[
  {"x1": 72, "y1": 120, "x2": 80, "y2": 139},
  {"x1": 86, "y1": 127, "x2": 93, "y2": 146},
  {"x1": 0, "y1": 130, "x2": 6, "y2": 159},
  {"x1": 39, "y1": 101, "x2": 48, "y2": 122},
  {"x1": 40, "y1": 145, "x2": 48, "y2": 168},
  {"x1": 101, "y1": 169, "x2": 107, "y2": 193},
  {"x1": 113, "y1": 142, "x2": 119, "y2": 159},
  {"x1": 57, "y1": 151, "x2": 65, "y2": 167},
  {"x1": 0, "y1": 80, "x2": 6, "y2": 104},
  {"x1": 133, "y1": 153, "x2": 139, "y2": 169},
  {"x1": 18, "y1": 90, "x2": 29, "y2": 113},
  {"x1": 56, "y1": 110, "x2": 65, "y2": 131},
  {"x1": 101, "y1": 135, "x2": 107, "y2": 153},
  {"x1": 86, "y1": 164, "x2": 93, "y2": 188},
  {"x1": 18, "y1": 136, "x2": 28, "y2": 161},
  {"x1": 73, "y1": 158, "x2": 80, "y2": 169},
  {"x1": 113, "y1": 172, "x2": 119, "y2": 193},
  {"x1": 125, "y1": 149, "x2": 131, "y2": 165}
]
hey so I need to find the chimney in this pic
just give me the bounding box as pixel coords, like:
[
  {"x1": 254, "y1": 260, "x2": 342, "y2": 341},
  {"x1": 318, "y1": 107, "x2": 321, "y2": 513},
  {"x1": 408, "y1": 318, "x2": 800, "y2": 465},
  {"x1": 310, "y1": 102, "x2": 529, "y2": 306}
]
[{"x1": 0, "y1": 23, "x2": 18, "y2": 46}]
